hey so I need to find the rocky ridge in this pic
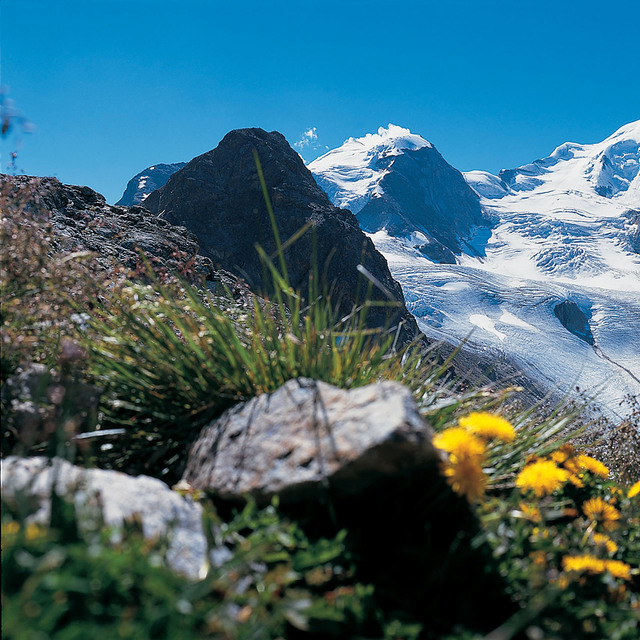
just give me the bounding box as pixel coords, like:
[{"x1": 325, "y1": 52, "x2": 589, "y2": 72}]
[
  {"x1": 2, "y1": 174, "x2": 211, "y2": 279},
  {"x1": 0, "y1": 174, "x2": 254, "y2": 302}
]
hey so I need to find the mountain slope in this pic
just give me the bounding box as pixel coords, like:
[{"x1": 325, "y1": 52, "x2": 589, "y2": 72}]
[{"x1": 462, "y1": 120, "x2": 640, "y2": 289}]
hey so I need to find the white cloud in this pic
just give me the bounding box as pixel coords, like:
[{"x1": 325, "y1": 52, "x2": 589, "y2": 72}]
[{"x1": 294, "y1": 127, "x2": 318, "y2": 150}]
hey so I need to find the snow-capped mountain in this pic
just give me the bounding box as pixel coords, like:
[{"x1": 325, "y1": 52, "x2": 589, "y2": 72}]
[
  {"x1": 312, "y1": 122, "x2": 640, "y2": 420},
  {"x1": 468, "y1": 120, "x2": 640, "y2": 203},
  {"x1": 117, "y1": 162, "x2": 186, "y2": 206},
  {"x1": 310, "y1": 125, "x2": 492, "y2": 264},
  {"x1": 310, "y1": 124, "x2": 432, "y2": 213},
  {"x1": 463, "y1": 121, "x2": 640, "y2": 288}
]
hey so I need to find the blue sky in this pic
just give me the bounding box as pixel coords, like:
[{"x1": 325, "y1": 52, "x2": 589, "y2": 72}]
[{"x1": 1, "y1": 0, "x2": 639, "y2": 203}]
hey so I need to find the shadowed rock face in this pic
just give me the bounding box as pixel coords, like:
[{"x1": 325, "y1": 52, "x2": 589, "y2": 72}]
[
  {"x1": 143, "y1": 128, "x2": 419, "y2": 340},
  {"x1": 355, "y1": 145, "x2": 490, "y2": 258}
]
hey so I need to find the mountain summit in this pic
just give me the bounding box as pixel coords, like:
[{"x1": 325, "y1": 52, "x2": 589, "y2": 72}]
[
  {"x1": 466, "y1": 119, "x2": 640, "y2": 207},
  {"x1": 309, "y1": 125, "x2": 432, "y2": 214},
  {"x1": 463, "y1": 120, "x2": 640, "y2": 283},
  {"x1": 310, "y1": 125, "x2": 491, "y2": 263}
]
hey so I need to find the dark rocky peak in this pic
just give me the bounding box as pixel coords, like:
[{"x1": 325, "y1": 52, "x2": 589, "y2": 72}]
[
  {"x1": 117, "y1": 162, "x2": 186, "y2": 207},
  {"x1": 143, "y1": 128, "x2": 419, "y2": 340}
]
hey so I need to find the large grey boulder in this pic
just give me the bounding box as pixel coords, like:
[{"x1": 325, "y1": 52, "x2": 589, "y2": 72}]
[
  {"x1": 183, "y1": 378, "x2": 440, "y2": 503},
  {"x1": 183, "y1": 379, "x2": 509, "y2": 629},
  {"x1": 1, "y1": 456, "x2": 207, "y2": 580}
]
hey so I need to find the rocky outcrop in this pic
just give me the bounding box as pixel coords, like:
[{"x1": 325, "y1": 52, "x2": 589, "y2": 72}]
[
  {"x1": 623, "y1": 209, "x2": 640, "y2": 254},
  {"x1": 0, "y1": 456, "x2": 207, "y2": 579},
  {"x1": 142, "y1": 128, "x2": 419, "y2": 340},
  {"x1": 116, "y1": 162, "x2": 186, "y2": 206},
  {"x1": 183, "y1": 378, "x2": 440, "y2": 503},
  {"x1": 554, "y1": 300, "x2": 595, "y2": 345},
  {"x1": 1, "y1": 174, "x2": 214, "y2": 280},
  {"x1": 417, "y1": 236, "x2": 458, "y2": 264}
]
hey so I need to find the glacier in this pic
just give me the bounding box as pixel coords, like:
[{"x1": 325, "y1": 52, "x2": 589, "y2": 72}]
[{"x1": 311, "y1": 123, "x2": 640, "y2": 421}]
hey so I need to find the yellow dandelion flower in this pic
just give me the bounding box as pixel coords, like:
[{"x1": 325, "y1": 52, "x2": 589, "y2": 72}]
[
  {"x1": 442, "y1": 454, "x2": 486, "y2": 502},
  {"x1": 562, "y1": 554, "x2": 606, "y2": 575},
  {"x1": 518, "y1": 503, "x2": 542, "y2": 522},
  {"x1": 576, "y1": 455, "x2": 609, "y2": 478},
  {"x1": 564, "y1": 453, "x2": 609, "y2": 478},
  {"x1": 563, "y1": 457, "x2": 581, "y2": 475},
  {"x1": 458, "y1": 412, "x2": 516, "y2": 442},
  {"x1": 25, "y1": 523, "x2": 44, "y2": 542},
  {"x1": 1, "y1": 520, "x2": 20, "y2": 537},
  {"x1": 550, "y1": 444, "x2": 575, "y2": 465},
  {"x1": 516, "y1": 460, "x2": 570, "y2": 497},
  {"x1": 433, "y1": 427, "x2": 485, "y2": 458},
  {"x1": 628, "y1": 480, "x2": 640, "y2": 499},
  {"x1": 583, "y1": 497, "x2": 621, "y2": 531},
  {"x1": 435, "y1": 427, "x2": 488, "y2": 502},
  {"x1": 568, "y1": 474, "x2": 585, "y2": 488},
  {"x1": 603, "y1": 560, "x2": 632, "y2": 581},
  {"x1": 592, "y1": 533, "x2": 618, "y2": 554}
]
